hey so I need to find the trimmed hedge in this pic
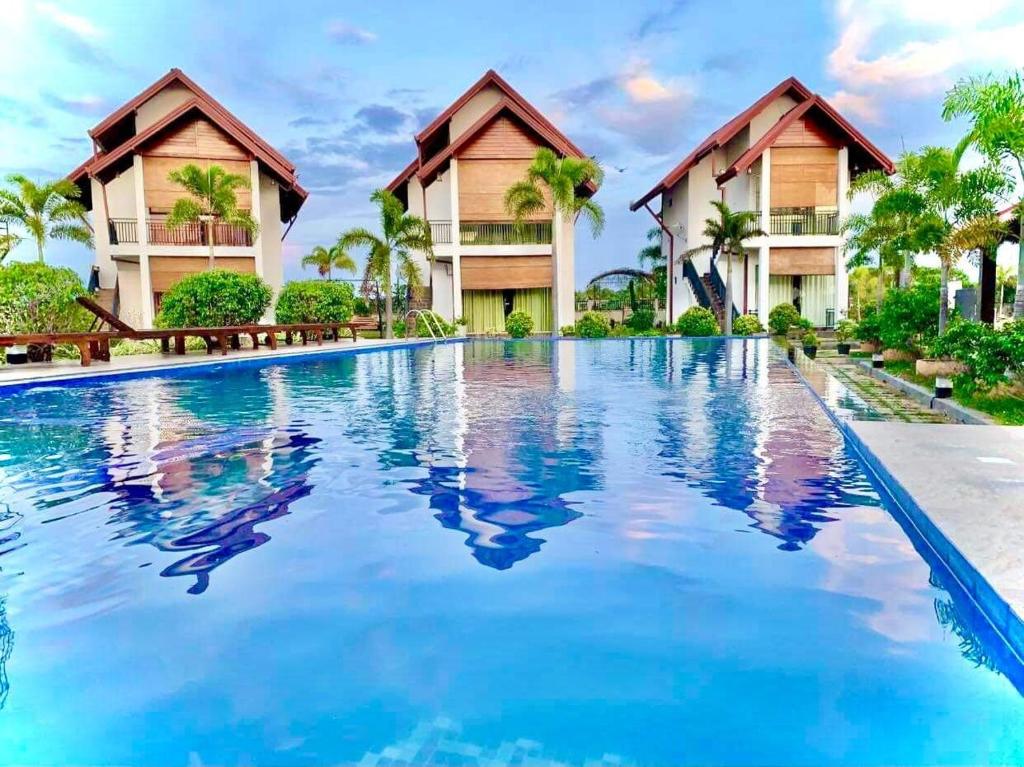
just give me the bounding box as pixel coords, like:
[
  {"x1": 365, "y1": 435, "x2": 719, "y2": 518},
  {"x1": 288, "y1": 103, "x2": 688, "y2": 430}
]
[
  {"x1": 676, "y1": 306, "x2": 720, "y2": 337},
  {"x1": 768, "y1": 303, "x2": 801, "y2": 336},
  {"x1": 732, "y1": 314, "x2": 764, "y2": 336},
  {"x1": 157, "y1": 270, "x2": 272, "y2": 328},
  {"x1": 505, "y1": 310, "x2": 534, "y2": 338},
  {"x1": 576, "y1": 311, "x2": 610, "y2": 338},
  {"x1": 0, "y1": 262, "x2": 90, "y2": 334},
  {"x1": 275, "y1": 280, "x2": 355, "y2": 325}
]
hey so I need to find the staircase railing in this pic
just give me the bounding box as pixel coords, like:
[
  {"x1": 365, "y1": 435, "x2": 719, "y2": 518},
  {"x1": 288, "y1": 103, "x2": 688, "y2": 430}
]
[
  {"x1": 404, "y1": 309, "x2": 448, "y2": 341},
  {"x1": 708, "y1": 260, "x2": 740, "y2": 321},
  {"x1": 682, "y1": 258, "x2": 712, "y2": 309}
]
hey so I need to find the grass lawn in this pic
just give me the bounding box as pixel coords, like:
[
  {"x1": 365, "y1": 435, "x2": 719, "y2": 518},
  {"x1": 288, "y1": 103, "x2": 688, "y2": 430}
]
[{"x1": 883, "y1": 361, "x2": 1024, "y2": 426}]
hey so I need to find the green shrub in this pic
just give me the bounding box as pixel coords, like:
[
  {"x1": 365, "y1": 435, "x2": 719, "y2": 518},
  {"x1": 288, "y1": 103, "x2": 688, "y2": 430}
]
[
  {"x1": 505, "y1": 310, "x2": 534, "y2": 338},
  {"x1": 676, "y1": 306, "x2": 720, "y2": 337},
  {"x1": 625, "y1": 307, "x2": 655, "y2": 332},
  {"x1": 275, "y1": 280, "x2": 354, "y2": 325},
  {"x1": 835, "y1": 318, "x2": 857, "y2": 343},
  {"x1": 855, "y1": 308, "x2": 882, "y2": 345},
  {"x1": 560, "y1": 324, "x2": 576, "y2": 337},
  {"x1": 157, "y1": 270, "x2": 272, "y2": 328},
  {"x1": 768, "y1": 303, "x2": 801, "y2": 335},
  {"x1": 877, "y1": 282, "x2": 939, "y2": 353},
  {"x1": 732, "y1": 314, "x2": 764, "y2": 336},
  {"x1": 797, "y1": 317, "x2": 813, "y2": 331},
  {"x1": 353, "y1": 297, "x2": 372, "y2": 316},
  {"x1": 802, "y1": 331, "x2": 819, "y2": 347},
  {"x1": 0, "y1": 262, "x2": 89, "y2": 334},
  {"x1": 930, "y1": 320, "x2": 1012, "y2": 393},
  {"x1": 576, "y1": 311, "x2": 610, "y2": 338},
  {"x1": 110, "y1": 336, "x2": 208, "y2": 356},
  {"x1": 394, "y1": 313, "x2": 456, "y2": 338}
]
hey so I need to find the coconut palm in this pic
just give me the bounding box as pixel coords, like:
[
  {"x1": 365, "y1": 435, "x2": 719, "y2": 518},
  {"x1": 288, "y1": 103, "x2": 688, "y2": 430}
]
[
  {"x1": 166, "y1": 164, "x2": 258, "y2": 270},
  {"x1": 505, "y1": 147, "x2": 604, "y2": 336},
  {"x1": 338, "y1": 189, "x2": 433, "y2": 338},
  {"x1": 301, "y1": 244, "x2": 356, "y2": 280},
  {"x1": 943, "y1": 71, "x2": 1024, "y2": 317},
  {"x1": 0, "y1": 175, "x2": 91, "y2": 262},
  {"x1": 682, "y1": 200, "x2": 763, "y2": 335}
]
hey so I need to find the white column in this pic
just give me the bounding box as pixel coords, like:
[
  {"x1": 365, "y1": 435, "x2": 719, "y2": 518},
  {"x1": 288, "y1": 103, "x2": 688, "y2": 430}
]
[
  {"x1": 133, "y1": 155, "x2": 154, "y2": 328},
  {"x1": 448, "y1": 159, "x2": 463, "y2": 320},
  {"x1": 836, "y1": 147, "x2": 851, "y2": 319},
  {"x1": 552, "y1": 213, "x2": 563, "y2": 332},
  {"x1": 757, "y1": 150, "x2": 772, "y2": 327},
  {"x1": 250, "y1": 160, "x2": 265, "y2": 280}
]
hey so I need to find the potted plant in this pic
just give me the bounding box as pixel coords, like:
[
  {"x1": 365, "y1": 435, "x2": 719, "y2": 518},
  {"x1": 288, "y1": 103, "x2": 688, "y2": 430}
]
[
  {"x1": 454, "y1": 316, "x2": 468, "y2": 338},
  {"x1": 802, "y1": 331, "x2": 819, "y2": 359},
  {"x1": 835, "y1": 319, "x2": 856, "y2": 355}
]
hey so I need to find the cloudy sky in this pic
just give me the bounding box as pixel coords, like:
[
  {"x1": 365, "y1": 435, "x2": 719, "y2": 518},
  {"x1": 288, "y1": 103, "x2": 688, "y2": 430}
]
[{"x1": 2, "y1": 0, "x2": 1023, "y2": 285}]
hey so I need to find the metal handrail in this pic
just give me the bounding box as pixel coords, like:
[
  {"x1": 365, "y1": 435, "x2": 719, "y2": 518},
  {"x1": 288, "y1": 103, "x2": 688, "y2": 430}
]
[
  {"x1": 682, "y1": 259, "x2": 712, "y2": 309},
  {"x1": 404, "y1": 309, "x2": 447, "y2": 341},
  {"x1": 708, "y1": 261, "x2": 740, "y2": 321}
]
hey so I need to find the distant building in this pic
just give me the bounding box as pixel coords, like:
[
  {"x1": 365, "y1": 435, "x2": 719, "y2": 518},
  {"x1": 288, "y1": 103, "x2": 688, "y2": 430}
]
[
  {"x1": 387, "y1": 70, "x2": 596, "y2": 334},
  {"x1": 632, "y1": 77, "x2": 893, "y2": 329},
  {"x1": 68, "y1": 69, "x2": 307, "y2": 328}
]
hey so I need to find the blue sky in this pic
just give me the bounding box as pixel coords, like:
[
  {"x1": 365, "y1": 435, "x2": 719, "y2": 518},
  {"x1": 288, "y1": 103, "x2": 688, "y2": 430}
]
[{"x1": 3, "y1": 0, "x2": 1023, "y2": 285}]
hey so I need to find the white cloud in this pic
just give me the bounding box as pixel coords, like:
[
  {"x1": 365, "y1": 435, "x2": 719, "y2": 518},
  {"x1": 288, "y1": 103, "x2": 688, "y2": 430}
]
[
  {"x1": 827, "y1": 89, "x2": 881, "y2": 124},
  {"x1": 35, "y1": 2, "x2": 102, "y2": 40},
  {"x1": 325, "y1": 20, "x2": 377, "y2": 45}
]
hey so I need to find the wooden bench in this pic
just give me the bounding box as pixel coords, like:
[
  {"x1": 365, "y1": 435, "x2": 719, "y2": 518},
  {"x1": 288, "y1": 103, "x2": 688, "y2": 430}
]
[
  {"x1": 0, "y1": 332, "x2": 118, "y2": 366},
  {"x1": 345, "y1": 316, "x2": 381, "y2": 340}
]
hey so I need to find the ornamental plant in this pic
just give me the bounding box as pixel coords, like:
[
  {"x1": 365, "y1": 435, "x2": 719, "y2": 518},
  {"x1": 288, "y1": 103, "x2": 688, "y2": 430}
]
[
  {"x1": 929, "y1": 319, "x2": 1024, "y2": 393},
  {"x1": 768, "y1": 303, "x2": 801, "y2": 336},
  {"x1": 505, "y1": 310, "x2": 534, "y2": 338},
  {"x1": 835, "y1": 319, "x2": 857, "y2": 343},
  {"x1": 560, "y1": 324, "x2": 577, "y2": 337},
  {"x1": 855, "y1": 307, "x2": 882, "y2": 345},
  {"x1": 732, "y1": 314, "x2": 764, "y2": 336},
  {"x1": 802, "y1": 331, "x2": 819, "y2": 348},
  {"x1": 275, "y1": 280, "x2": 355, "y2": 325},
  {"x1": 156, "y1": 270, "x2": 272, "y2": 328},
  {"x1": 877, "y1": 281, "x2": 940, "y2": 353},
  {"x1": 576, "y1": 311, "x2": 610, "y2": 338},
  {"x1": 625, "y1": 307, "x2": 655, "y2": 332},
  {"x1": 0, "y1": 261, "x2": 90, "y2": 334},
  {"x1": 676, "y1": 306, "x2": 720, "y2": 337}
]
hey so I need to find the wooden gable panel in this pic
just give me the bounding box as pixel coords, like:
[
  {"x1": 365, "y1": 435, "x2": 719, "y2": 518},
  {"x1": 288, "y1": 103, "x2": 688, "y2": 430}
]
[
  {"x1": 458, "y1": 158, "x2": 552, "y2": 221},
  {"x1": 459, "y1": 116, "x2": 540, "y2": 160},
  {"x1": 143, "y1": 156, "x2": 252, "y2": 213},
  {"x1": 774, "y1": 114, "x2": 839, "y2": 148},
  {"x1": 145, "y1": 117, "x2": 250, "y2": 161},
  {"x1": 461, "y1": 255, "x2": 552, "y2": 290},
  {"x1": 770, "y1": 147, "x2": 838, "y2": 208},
  {"x1": 770, "y1": 247, "x2": 835, "y2": 275}
]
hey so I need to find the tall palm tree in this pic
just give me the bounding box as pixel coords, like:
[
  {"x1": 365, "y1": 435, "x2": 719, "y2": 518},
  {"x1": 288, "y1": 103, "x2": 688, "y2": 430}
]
[
  {"x1": 0, "y1": 175, "x2": 91, "y2": 262},
  {"x1": 936, "y1": 215, "x2": 1006, "y2": 331},
  {"x1": 683, "y1": 200, "x2": 763, "y2": 335},
  {"x1": 301, "y1": 244, "x2": 356, "y2": 280},
  {"x1": 505, "y1": 147, "x2": 604, "y2": 336},
  {"x1": 637, "y1": 226, "x2": 664, "y2": 270},
  {"x1": 843, "y1": 211, "x2": 910, "y2": 308},
  {"x1": 166, "y1": 164, "x2": 258, "y2": 270},
  {"x1": 944, "y1": 71, "x2": 1024, "y2": 318},
  {"x1": 338, "y1": 189, "x2": 433, "y2": 338}
]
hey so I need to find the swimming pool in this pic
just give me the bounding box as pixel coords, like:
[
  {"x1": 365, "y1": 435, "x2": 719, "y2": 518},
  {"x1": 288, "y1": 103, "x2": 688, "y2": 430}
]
[{"x1": 0, "y1": 338, "x2": 1021, "y2": 765}]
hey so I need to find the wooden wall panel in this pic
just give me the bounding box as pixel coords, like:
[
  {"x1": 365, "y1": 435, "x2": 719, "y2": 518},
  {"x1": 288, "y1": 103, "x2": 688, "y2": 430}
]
[
  {"x1": 459, "y1": 116, "x2": 540, "y2": 159},
  {"x1": 770, "y1": 147, "x2": 838, "y2": 208},
  {"x1": 458, "y1": 159, "x2": 552, "y2": 221},
  {"x1": 149, "y1": 256, "x2": 255, "y2": 293},
  {"x1": 770, "y1": 247, "x2": 835, "y2": 276},
  {"x1": 146, "y1": 117, "x2": 249, "y2": 160},
  {"x1": 461, "y1": 255, "x2": 552, "y2": 289},
  {"x1": 775, "y1": 115, "x2": 839, "y2": 148},
  {"x1": 142, "y1": 156, "x2": 252, "y2": 213}
]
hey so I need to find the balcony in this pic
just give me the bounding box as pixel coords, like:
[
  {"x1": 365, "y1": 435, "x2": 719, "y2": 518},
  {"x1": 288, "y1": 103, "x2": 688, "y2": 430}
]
[
  {"x1": 107, "y1": 218, "x2": 254, "y2": 247},
  {"x1": 427, "y1": 220, "x2": 553, "y2": 247},
  {"x1": 429, "y1": 221, "x2": 452, "y2": 244},
  {"x1": 769, "y1": 208, "x2": 839, "y2": 236}
]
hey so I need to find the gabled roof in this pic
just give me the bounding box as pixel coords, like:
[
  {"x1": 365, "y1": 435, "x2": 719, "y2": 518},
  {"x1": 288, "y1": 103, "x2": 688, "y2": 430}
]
[
  {"x1": 387, "y1": 69, "x2": 590, "y2": 195},
  {"x1": 67, "y1": 69, "x2": 306, "y2": 221},
  {"x1": 630, "y1": 76, "x2": 894, "y2": 211}
]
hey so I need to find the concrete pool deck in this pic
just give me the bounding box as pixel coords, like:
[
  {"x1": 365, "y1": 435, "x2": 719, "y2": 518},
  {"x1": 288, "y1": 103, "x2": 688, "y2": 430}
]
[{"x1": 0, "y1": 335, "x2": 424, "y2": 388}]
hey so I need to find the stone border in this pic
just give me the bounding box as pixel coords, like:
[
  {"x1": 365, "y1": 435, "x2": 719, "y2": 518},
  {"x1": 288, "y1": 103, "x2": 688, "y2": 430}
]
[
  {"x1": 785, "y1": 353, "x2": 1024, "y2": 664},
  {"x1": 855, "y1": 360, "x2": 993, "y2": 424}
]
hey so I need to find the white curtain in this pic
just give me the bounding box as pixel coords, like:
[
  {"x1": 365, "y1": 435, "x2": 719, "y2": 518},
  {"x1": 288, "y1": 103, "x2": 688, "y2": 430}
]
[
  {"x1": 801, "y1": 275, "x2": 835, "y2": 327},
  {"x1": 768, "y1": 276, "x2": 793, "y2": 313}
]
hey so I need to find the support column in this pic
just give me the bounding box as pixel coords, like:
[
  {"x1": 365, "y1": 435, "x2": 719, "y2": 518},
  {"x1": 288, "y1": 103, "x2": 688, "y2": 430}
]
[
  {"x1": 249, "y1": 160, "x2": 272, "y2": 322},
  {"x1": 757, "y1": 150, "x2": 771, "y2": 326},
  {"x1": 836, "y1": 147, "x2": 851, "y2": 318},
  {"x1": 133, "y1": 155, "x2": 154, "y2": 328},
  {"x1": 449, "y1": 159, "x2": 463, "y2": 320}
]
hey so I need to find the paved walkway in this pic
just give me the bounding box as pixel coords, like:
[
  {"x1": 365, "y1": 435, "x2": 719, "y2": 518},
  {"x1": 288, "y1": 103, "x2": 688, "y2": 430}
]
[{"x1": 0, "y1": 335, "x2": 423, "y2": 388}]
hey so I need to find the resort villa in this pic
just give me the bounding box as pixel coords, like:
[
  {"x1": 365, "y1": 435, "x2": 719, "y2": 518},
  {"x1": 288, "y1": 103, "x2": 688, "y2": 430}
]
[
  {"x1": 632, "y1": 76, "x2": 894, "y2": 329},
  {"x1": 386, "y1": 70, "x2": 595, "y2": 334},
  {"x1": 67, "y1": 69, "x2": 307, "y2": 329}
]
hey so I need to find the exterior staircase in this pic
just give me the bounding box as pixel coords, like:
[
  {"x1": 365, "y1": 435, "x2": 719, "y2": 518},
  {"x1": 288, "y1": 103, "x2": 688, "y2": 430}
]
[{"x1": 700, "y1": 273, "x2": 727, "y2": 328}]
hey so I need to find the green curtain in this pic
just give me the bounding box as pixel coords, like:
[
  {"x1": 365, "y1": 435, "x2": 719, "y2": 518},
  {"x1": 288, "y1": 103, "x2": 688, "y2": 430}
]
[
  {"x1": 512, "y1": 288, "x2": 552, "y2": 333},
  {"x1": 801, "y1": 275, "x2": 835, "y2": 327},
  {"x1": 462, "y1": 290, "x2": 506, "y2": 334}
]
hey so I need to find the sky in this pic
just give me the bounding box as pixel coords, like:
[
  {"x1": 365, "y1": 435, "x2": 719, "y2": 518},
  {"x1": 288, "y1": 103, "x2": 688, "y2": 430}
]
[{"x1": 2, "y1": 0, "x2": 1023, "y2": 286}]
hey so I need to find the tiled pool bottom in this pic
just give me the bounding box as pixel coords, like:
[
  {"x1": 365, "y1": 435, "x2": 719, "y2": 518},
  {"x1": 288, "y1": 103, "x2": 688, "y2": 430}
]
[{"x1": 0, "y1": 338, "x2": 1022, "y2": 766}]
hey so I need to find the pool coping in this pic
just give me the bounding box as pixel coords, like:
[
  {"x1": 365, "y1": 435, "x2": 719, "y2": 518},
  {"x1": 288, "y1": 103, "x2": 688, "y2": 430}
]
[{"x1": 784, "y1": 351, "x2": 1024, "y2": 665}]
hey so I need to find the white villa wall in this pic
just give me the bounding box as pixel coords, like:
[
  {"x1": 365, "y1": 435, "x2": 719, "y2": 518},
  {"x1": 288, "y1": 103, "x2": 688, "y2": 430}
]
[
  {"x1": 258, "y1": 171, "x2": 283, "y2": 294},
  {"x1": 557, "y1": 211, "x2": 575, "y2": 329},
  {"x1": 749, "y1": 94, "x2": 799, "y2": 141},
  {"x1": 430, "y1": 261, "x2": 455, "y2": 320},
  {"x1": 424, "y1": 172, "x2": 452, "y2": 220},
  {"x1": 135, "y1": 83, "x2": 194, "y2": 133},
  {"x1": 449, "y1": 85, "x2": 503, "y2": 140}
]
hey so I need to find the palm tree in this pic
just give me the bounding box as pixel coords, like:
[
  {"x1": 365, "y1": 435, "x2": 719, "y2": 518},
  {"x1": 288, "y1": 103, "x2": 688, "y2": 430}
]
[
  {"x1": 301, "y1": 244, "x2": 356, "y2": 280},
  {"x1": 0, "y1": 229, "x2": 19, "y2": 262},
  {"x1": 637, "y1": 226, "x2": 664, "y2": 270},
  {"x1": 682, "y1": 200, "x2": 763, "y2": 335},
  {"x1": 936, "y1": 215, "x2": 1006, "y2": 331},
  {"x1": 338, "y1": 189, "x2": 433, "y2": 338},
  {"x1": 843, "y1": 211, "x2": 910, "y2": 308},
  {"x1": 166, "y1": 164, "x2": 258, "y2": 270},
  {"x1": 943, "y1": 71, "x2": 1024, "y2": 318},
  {"x1": 505, "y1": 147, "x2": 604, "y2": 336},
  {"x1": 0, "y1": 175, "x2": 91, "y2": 262}
]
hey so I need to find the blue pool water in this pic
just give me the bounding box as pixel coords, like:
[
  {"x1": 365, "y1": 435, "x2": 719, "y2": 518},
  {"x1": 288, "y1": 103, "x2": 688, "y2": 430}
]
[{"x1": 0, "y1": 338, "x2": 1022, "y2": 766}]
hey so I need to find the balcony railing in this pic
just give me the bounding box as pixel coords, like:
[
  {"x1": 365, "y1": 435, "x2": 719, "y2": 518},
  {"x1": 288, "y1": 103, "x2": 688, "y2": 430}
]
[
  {"x1": 460, "y1": 221, "x2": 552, "y2": 246},
  {"x1": 429, "y1": 220, "x2": 452, "y2": 244},
  {"x1": 106, "y1": 217, "x2": 253, "y2": 246},
  {"x1": 769, "y1": 209, "x2": 839, "y2": 236}
]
